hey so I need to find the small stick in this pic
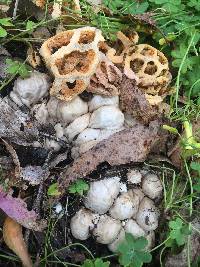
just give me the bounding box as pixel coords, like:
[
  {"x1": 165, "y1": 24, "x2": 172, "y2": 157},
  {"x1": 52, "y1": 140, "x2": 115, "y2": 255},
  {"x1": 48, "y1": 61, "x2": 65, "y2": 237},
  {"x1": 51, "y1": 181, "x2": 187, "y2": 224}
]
[{"x1": 13, "y1": 0, "x2": 20, "y2": 20}]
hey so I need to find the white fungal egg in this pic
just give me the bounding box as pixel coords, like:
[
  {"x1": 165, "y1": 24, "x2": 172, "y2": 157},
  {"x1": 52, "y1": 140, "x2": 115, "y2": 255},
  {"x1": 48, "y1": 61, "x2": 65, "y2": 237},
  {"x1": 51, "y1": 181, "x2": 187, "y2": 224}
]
[
  {"x1": 75, "y1": 128, "x2": 101, "y2": 145},
  {"x1": 57, "y1": 96, "x2": 88, "y2": 124},
  {"x1": 136, "y1": 197, "x2": 160, "y2": 231},
  {"x1": 64, "y1": 113, "x2": 90, "y2": 141},
  {"x1": 127, "y1": 169, "x2": 142, "y2": 184},
  {"x1": 145, "y1": 231, "x2": 155, "y2": 249},
  {"x1": 142, "y1": 173, "x2": 163, "y2": 199},
  {"x1": 108, "y1": 229, "x2": 125, "y2": 252},
  {"x1": 124, "y1": 219, "x2": 145, "y2": 237},
  {"x1": 54, "y1": 123, "x2": 64, "y2": 139},
  {"x1": 119, "y1": 182, "x2": 127, "y2": 193},
  {"x1": 10, "y1": 71, "x2": 49, "y2": 107},
  {"x1": 89, "y1": 106, "x2": 124, "y2": 129},
  {"x1": 109, "y1": 190, "x2": 140, "y2": 220},
  {"x1": 89, "y1": 95, "x2": 119, "y2": 112},
  {"x1": 70, "y1": 208, "x2": 97, "y2": 240},
  {"x1": 131, "y1": 188, "x2": 145, "y2": 203},
  {"x1": 93, "y1": 215, "x2": 122, "y2": 244},
  {"x1": 84, "y1": 177, "x2": 121, "y2": 214}
]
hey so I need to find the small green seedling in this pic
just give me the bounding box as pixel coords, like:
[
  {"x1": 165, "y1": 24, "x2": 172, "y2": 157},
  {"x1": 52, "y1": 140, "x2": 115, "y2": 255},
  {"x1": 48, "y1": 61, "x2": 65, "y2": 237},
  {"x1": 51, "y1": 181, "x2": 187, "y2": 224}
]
[
  {"x1": 47, "y1": 182, "x2": 61, "y2": 196},
  {"x1": 167, "y1": 218, "x2": 191, "y2": 247},
  {"x1": 6, "y1": 59, "x2": 31, "y2": 78},
  {"x1": 26, "y1": 20, "x2": 37, "y2": 33},
  {"x1": 0, "y1": 18, "x2": 14, "y2": 38},
  {"x1": 163, "y1": 125, "x2": 179, "y2": 135},
  {"x1": 117, "y1": 233, "x2": 152, "y2": 267},
  {"x1": 68, "y1": 179, "x2": 89, "y2": 196},
  {"x1": 82, "y1": 258, "x2": 110, "y2": 267}
]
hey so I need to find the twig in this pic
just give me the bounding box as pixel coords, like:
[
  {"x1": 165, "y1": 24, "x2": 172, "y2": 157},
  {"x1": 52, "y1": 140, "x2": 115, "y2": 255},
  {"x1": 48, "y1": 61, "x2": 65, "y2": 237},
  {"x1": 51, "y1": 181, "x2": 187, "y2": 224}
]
[{"x1": 13, "y1": 0, "x2": 20, "y2": 20}]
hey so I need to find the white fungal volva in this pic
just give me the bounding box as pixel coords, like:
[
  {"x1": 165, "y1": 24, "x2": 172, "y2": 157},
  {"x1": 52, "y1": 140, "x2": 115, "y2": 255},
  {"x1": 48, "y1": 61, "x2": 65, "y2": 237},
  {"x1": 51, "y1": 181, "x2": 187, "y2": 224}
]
[
  {"x1": 89, "y1": 105, "x2": 124, "y2": 129},
  {"x1": 70, "y1": 208, "x2": 99, "y2": 240},
  {"x1": 124, "y1": 219, "x2": 145, "y2": 237},
  {"x1": 10, "y1": 72, "x2": 50, "y2": 107},
  {"x1": 127, "y1": 169, "x2": 142, "y2": 185},
  {"x1": 56, "y1": 96, "x2": 88, "y2": 124},
  {"x1": 136, "y1": 197, "x2": 160, "y2": 231},
  {"x1": 84, "y1": 177, "x2": 121, "y2": 214},
  {"x1": 88, "y1": 95, "x2": 119, "y2": 112},
  {"x1": 109, "y1": 190, "x2": 140, "y2": 220},
  {"x1": 64, "y1": 113, "x2": 90, "y2": 141},
  {"x1": 142, "y1": 173, "x2": 163, "y2": 199},
  {"x1": 108, "y1": 228, "x2": 125, "y2": 252},
  {"x1": 93, "y1": 215, "x2": 122, "y2": 244}
]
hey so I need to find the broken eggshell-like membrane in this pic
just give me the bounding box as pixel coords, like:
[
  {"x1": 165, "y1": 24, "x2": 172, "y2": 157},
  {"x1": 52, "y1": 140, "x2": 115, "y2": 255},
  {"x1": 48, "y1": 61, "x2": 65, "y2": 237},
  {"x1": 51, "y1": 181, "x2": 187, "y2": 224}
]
[{"x1": 70, "y1": 170, "x2": 162, "y2": 252}]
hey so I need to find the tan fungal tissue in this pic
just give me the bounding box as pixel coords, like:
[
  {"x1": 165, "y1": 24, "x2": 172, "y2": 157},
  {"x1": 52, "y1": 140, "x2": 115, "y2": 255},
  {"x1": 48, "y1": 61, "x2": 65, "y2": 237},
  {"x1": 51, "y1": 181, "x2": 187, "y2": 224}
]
[{"x1": 40, "y1": 27, "x2": 105, "y2": 101}]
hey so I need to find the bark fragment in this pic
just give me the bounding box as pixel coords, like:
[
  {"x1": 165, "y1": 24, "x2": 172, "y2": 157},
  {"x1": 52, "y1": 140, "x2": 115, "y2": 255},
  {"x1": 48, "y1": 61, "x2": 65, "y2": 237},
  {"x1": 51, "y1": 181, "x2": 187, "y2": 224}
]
[{"x1": 59, "y1": 121, "x2": 159, "y2": 190}]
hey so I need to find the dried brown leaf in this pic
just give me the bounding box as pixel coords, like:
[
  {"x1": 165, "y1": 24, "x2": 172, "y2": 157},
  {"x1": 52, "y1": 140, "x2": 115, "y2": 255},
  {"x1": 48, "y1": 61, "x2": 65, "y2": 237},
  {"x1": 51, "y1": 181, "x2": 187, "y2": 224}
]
[
  {"x1": 59, "y1": 121, "x2": 159, "y2": 190},
  {"x1": 120, "y1": 76, "x2": 157, "y2": 124}
]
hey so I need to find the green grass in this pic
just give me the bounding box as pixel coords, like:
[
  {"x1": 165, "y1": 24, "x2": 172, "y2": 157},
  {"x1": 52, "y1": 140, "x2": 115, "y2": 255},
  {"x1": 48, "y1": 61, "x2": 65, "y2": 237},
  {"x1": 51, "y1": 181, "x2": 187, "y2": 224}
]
[{"x1": 0, "y1": 0, "x2": 199, "y2": 266}]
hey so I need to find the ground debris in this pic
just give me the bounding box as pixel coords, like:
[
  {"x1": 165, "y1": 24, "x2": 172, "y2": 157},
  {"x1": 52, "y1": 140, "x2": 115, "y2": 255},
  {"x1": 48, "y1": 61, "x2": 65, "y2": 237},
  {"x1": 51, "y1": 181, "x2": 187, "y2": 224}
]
[
  {"x1": 59, "y1": 120, "x2": 159, "y2": 190},
  {"x1": 0, "y1": 187, "x2": 46, "y2": 230},
  {"x1": 120, "y1": 76, "x2": 157, "y2": 124},
  {"x1": 0, "y1": 97, "x2": 54, "y2": 146}
]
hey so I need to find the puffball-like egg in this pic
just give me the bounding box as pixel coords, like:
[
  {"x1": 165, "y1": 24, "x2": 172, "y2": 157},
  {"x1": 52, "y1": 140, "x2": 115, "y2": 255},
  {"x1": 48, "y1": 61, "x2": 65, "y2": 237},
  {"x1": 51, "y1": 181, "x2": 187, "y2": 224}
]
[
  {"x1": 142, "y1": 173, "x2": 163, "y2": 199},
  {"x1": 57, "y1": 96, "x2": 88, "y2": 124},
  {"x1": 136, "y1": 197, "x2": 159, "y2": 231},
  {"x1": 109, "y1": 190, "x2": 140, "y2": 220},
  {"x1": 70, "y1": 208, "x2": 96, "y2": 240},
  {"x1": 127, "y1": 169, "x2": 142, "y2": 184},
  {"x1": 89, "y1": 106, "x2": 124, "y2": 129},
  {"x1": 64, "y1": 113, "x2": 90, "y2": 141},
  {"x1": 10, "y1": 71, "x2": 49, "y2": 107},
  {"x1": 108, "y1": 229, "x2": 125, "y2": 252},
  {"x1": 124, "y1": 219, "x2": 145, "y2": 237},
  {"x1": 84, "y1": 177, "x2": 121, "y2": 214},
  {"x1": 93, "y1": 215, "x2": 122, "y2": 244},
  {"x1": 131, "y1": 188, "x2": 145, "y2": 203},
  {"x1": 75, "y1": 128, "x2": 101, "y2": 145},
  {"x1": 89, "y1": 95, "x2": 119, "y2": 112},
  {"x1": 146, "y1": 231, "x2": 155, "y2": 249}
]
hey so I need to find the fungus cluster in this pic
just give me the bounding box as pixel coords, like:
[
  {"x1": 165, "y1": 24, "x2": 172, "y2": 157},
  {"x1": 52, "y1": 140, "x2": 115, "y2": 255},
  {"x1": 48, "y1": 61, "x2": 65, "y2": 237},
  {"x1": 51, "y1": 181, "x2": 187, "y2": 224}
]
[
  {"x1": 33, "y1": 94, "x2": 124, "y2": 156},
  {"x1": 9, "y1": 27, "x2": 172, "y2": 154},
  {"x1": 70, "y1": 170, "x2": 163, "y2": 252}
]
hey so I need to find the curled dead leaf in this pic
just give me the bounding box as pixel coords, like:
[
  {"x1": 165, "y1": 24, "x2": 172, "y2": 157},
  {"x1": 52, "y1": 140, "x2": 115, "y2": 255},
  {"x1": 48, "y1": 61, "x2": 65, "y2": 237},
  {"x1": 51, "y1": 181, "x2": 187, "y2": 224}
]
[
  {"x1": 0, "y1": 187, "x2": 46, "y2": 230},
  {"x1": 3, "y1": 217, "x2": 33, "y2": 267}
]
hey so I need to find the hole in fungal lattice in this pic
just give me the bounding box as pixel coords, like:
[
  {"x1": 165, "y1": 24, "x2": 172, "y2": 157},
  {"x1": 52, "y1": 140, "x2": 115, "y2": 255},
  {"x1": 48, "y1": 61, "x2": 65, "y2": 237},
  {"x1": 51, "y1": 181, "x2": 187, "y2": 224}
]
[{"x1": 144, "y1": 61, "x2": 157, "y2": 75}]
